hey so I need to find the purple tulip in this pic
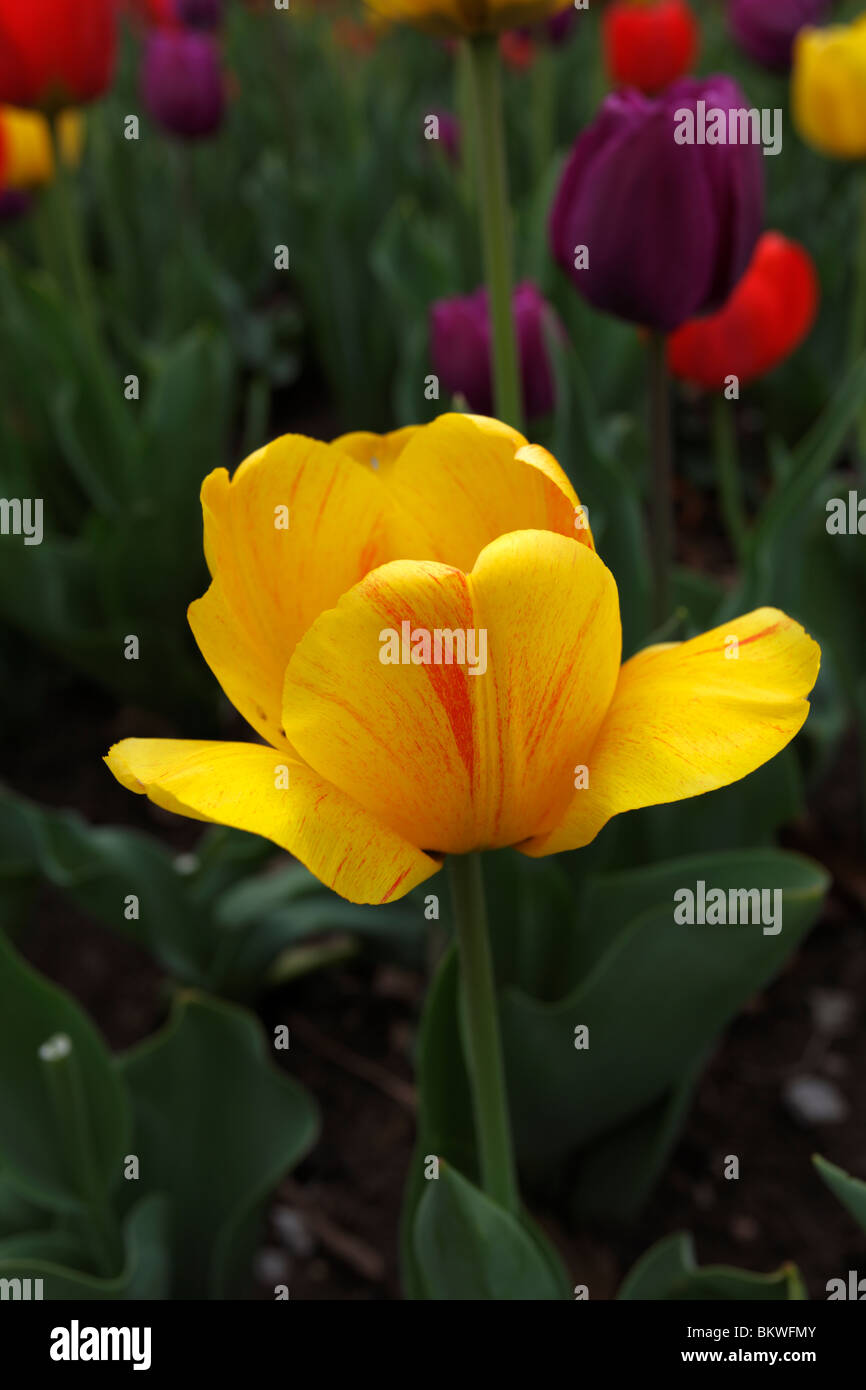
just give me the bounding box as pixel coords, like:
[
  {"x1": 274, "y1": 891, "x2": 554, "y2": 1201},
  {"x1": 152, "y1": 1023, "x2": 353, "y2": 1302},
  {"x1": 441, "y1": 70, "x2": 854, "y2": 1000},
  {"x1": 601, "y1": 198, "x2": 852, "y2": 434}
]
[
  {"x1": 549, "y1": 76, "x2": 765, "y2": 332},
  {"x1": 428, "y1": 110, "x2": 460, "y2": 164},
  {"x1": 519, "y1": 8, "x2": 579, "y2": 44},
  {"x1": 544, "y1": 9, "x2": 578, "y2": 44},
  {"x1": 141, "y1": 31, "x2": 224, "y2": 140},
  {"x1": 430, "y1": 281, "x2": 558, "y2": 419},
  {"x1": 728, "y1": 0, "x2": 831, "y2": 71},
  {"x1": 0, "y1": 189, "x2": 32, "y2": 222},
  {"x1": 176, "y1": 0, "x2": 223, "y2": 28}
]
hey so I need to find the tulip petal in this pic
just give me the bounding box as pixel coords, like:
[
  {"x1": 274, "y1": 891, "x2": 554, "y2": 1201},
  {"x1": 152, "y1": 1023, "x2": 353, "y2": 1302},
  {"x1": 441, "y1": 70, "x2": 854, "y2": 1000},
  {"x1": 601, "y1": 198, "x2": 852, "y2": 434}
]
[
  {"x1": 105, "y1": 739, "x2": 440, "y2": 904},
  {"x1": 377, "y1": 413, "x2": 593, "y2": 567},
  {"x1": 331, "y1": 425, "x2": 420, "y2": 470},
  {"x1": 281, "y1": 530, "x2": 620, "y2": 855},
  {"x1": 524, "y1": 608, "x2": 820, "y2": 855},
  {"x1": 188, "y1": 435, "x2": 394, "y2": 749}
]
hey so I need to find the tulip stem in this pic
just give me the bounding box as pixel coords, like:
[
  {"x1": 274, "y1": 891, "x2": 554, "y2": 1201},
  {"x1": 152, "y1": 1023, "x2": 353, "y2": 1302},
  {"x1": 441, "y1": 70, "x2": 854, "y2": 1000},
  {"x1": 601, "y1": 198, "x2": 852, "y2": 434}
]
[
  {"x1": 850, "y1": 168, "x2": 866, "y2": 468},
  {"x1": 465, "y1": 36, "x2": 524, "y2": 432},
  {"x1": 448, "y1": 852, "x2": 519, "y2": 1216},
  {"x1": 712, "y1": 394, "x2": 747, "y2": 563},
  {"x1": 48, "y1": 115, "x2": 98, "y2": 348},
  {"x1": 648, "y1": 332, "x2": 674, "y2": 626}
]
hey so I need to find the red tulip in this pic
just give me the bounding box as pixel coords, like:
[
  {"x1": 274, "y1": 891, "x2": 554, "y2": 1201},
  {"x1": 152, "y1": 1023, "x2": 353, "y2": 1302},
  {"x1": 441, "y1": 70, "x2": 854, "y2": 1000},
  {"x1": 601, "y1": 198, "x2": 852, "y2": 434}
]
[
  {"x1": 603, "y1": 0, "x2": 698, "y2": 94},
  {"x1": 667, "y1": 232, "x2": 819, "y2": 390},
  {"x1": 0, "y1": 0, "x2": 116, "y2": 111}
]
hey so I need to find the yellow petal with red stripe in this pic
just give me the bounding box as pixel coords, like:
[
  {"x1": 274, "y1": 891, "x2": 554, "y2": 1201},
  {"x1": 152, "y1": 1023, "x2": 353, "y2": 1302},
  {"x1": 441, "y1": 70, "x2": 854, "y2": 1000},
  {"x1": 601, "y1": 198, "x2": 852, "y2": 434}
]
[
  {"x1": 104, "y1": 739, "x2": 440, "y2": 904},
  {"x1": 281, "y1": 530, "x2": 620, "y2": 855},
  {"x1": 188, "y1": 435, "x2": 394, "y2": 750},
  {"x1": 524, "y1": 609, "x2": 820, "y2": 856}
]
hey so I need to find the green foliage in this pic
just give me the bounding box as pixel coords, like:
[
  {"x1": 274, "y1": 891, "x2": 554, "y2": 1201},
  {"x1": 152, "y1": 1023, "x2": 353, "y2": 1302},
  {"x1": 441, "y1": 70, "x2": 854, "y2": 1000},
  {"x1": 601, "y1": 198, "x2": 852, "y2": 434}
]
[{"x1": 0, "y1": 934, "x2": 316, "y2": 1299}]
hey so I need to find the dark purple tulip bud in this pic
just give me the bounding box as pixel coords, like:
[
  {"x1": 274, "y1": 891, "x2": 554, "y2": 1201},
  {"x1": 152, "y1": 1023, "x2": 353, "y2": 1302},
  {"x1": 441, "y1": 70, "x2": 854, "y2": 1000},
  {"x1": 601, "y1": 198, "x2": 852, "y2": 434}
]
[
  {"x1": 519, "y1": 8, "x2": 578, "y2": 44},
  {"x1": 427, "y1": 110, "x2": 460, "y2": 163},
  {"x1": 0, "y1": 188, "x2": 32, "y2": 221},
  {"x1": 430, "y1": 281, "x2": 558, "y2": 419},
  {"x1": 728, "y1": 0, "x2": 831, "y2": 72},
  {"x1": 545, "y1": 8, "x2": 578, "y2": 44},
  {"x1": 176, "y1": 0, "x2": 223, "y2": 28},
  {"x1": 141, "y1": 31, "x2": 224, "y2": 140},
  {"x1": 549, "y1": 76, "x2": 765, "y2": 332}
]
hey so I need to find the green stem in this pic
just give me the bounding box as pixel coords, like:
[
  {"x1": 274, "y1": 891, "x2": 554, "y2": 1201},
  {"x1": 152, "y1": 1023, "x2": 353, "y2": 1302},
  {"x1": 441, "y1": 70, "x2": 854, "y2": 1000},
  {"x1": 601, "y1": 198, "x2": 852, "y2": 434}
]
[
  {"x1": 849, "y1": 167, "x2": 866, "y2": 467},
  {"x1": 38, "y1": 1033, "x2": 121, "y2": 1276},
  {"x1": 448, "y1": 853, "x2": 519, "y2": 1215},
  {"x1": 48, "y1": 116, "x2": 98, "y2": 345},
  {"x1": 712, "y1": 394, "x2": 747, "y2": 563},
  {"x1": 530, "y1": 43, "x2": 555, "y2": 189},
  {"x1": 648, "y1": 332, "x2": 674, "y2": 626},
  {"x1": 464, "y1": 36, "x2": 524, "y2": 432}
]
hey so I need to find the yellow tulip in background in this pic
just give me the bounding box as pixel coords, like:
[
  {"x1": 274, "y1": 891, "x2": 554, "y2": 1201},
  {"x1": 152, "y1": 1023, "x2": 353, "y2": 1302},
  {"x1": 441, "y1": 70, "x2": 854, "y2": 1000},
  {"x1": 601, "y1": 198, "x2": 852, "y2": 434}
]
[
  {"x1": 365, "y1": 0, "x2": 573, "y2": 38},
  {"x1": 792, "y1": 13, "x2": 866, "y2": 160},
  {"x1": 0, "y1": 106, "x2": 82, "y2": 189},
  {"x1": 106, "y1": 413, "x2": 820, "y2": 906}
]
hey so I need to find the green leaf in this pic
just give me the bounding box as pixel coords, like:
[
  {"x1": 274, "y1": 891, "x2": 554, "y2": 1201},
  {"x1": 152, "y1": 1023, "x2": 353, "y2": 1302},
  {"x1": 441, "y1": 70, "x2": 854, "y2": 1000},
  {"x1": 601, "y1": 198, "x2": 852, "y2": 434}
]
[
  {"x1": 500, "y1": 850, "x2": 828, "y2": 1173},
  {"x1": 618, "y1": 1232, "x2": 806, "y2": 1301},
  {"x1": 0, "y1": 786, "x2": 216, "y2": 987},
  {"x1": 813, "y1": 1155, "x2": 866, "y2": 1233},
  {"x1": 413, "y1": 1162, "x2": 568, "y2": 1301},
  {"x1": 119, "y1": 993, "x2": 319, "y2": 1298},
  {"x1": 0, "y1": 1195, "x2": 169, "y2": 1300},
  {"x1": 0, "y1": 932, "x2": 130, "y2": 1215}
]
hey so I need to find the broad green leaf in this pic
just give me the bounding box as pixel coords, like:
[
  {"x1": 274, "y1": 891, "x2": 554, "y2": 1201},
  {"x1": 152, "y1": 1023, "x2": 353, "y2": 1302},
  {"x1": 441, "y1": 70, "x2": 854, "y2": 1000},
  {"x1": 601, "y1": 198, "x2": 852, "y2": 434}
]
[
  {"x1": 414, "y1": 1162, "x2": 567, "y2": 1301},
  {"x1": 0, "y1": 1195, "x2": 169, "y2": 1300},
  {"x1": 0, "y1": 787, "x2": 215, "y2": 986},
  {"x1": 0, "y1": 932, "x2": 130, "y2": 1215},
  {"x1": 618, "y1": 1232, "x2": 805, "y2": 1301},
  {"x1": 120, "y1": 993, "x2": 318, "y2": 1298},
  {"x1": 813, "y1": 1155, "x2": 866, "y2": 1232},
  {"x1": 500, "y1": 850, "x2": 828, "y2": 1170}
]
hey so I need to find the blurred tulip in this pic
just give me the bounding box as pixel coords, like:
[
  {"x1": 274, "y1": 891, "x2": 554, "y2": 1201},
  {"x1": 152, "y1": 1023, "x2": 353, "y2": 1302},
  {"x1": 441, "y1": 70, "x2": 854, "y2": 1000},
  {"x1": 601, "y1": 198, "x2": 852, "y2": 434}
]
[
  {"x1": 0, "y1": 189, "x2": 32, "y2": 221},
  {"x1": 603, "y1": 0, "x2": 698, "y2": 94},
  {"x1": 141, "y1": 30, "x2": 225, "y2": 139},
  {"x1": 121, "y1": 0, "x2": 181, "y2": 28},
  {"x1": 500, "y1": 30, "x2": 536, "y2": 69},
  {"x1": 544, "y1": 8, "x2": 577, "y2": 43},
  {"x1": 792, "y1": 14, "x2": 866, "y2": 159},
  {"x1": 427, "y1": 110, "x2": 461, "y2": 163},
  {"x1": 0, "y1": 106, "x2": 82, "y2": 189},
  {"x1": 550, "y1": 76, "x2": 765, "y2": 331},
  {"x1": 667, "y1": 232, "x2": 819, "y2": 389},
  {"x1": 728, "y1": 0, "x2": 830, "y2": 71},
  {"x1": 0, "y1": 0, "x2": 116, "y2": 111},
  {"x1": 176, "y1": 0, "x2": 223, "y2": 27},
  {"x1": 431, "y1": 282, "x2": 558, "y2": 418},
  {"x1": 365, "y1": 0, "x2": 575, "y2": 39},
  {"x1": 333, "y1": 17, "x2": 379, "y2": 53}
]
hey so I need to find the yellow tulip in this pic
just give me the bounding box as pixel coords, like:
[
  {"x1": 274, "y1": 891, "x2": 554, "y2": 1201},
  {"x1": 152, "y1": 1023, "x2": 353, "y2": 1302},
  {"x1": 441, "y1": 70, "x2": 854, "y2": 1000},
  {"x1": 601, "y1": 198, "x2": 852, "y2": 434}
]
[
  {"x1": 792, "y1": 14, "x2": 866, "y2": 160},
  {"x1": 105, "y1": 414, "x2": 819, "y2": 905},
  {"x1": 0, "y1": 106, "x2": 83, "y2": 189},
  {"x1": 364, "y1": 0, "x2": 574, "y2": 39}
]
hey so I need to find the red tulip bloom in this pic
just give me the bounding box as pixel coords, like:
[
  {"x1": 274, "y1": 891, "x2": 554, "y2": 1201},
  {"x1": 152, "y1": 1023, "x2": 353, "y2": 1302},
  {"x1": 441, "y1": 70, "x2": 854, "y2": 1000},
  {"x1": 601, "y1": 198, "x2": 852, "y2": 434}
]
[
  {"x1": 0, "y1": 0, "x2": 116, "y2": 111},
  {"x1": 603, "y1": 0, "x2": 698, "y2": 94},
  {"x1": 667, "y1": 232, "x2": 818, "y2": 390}
]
